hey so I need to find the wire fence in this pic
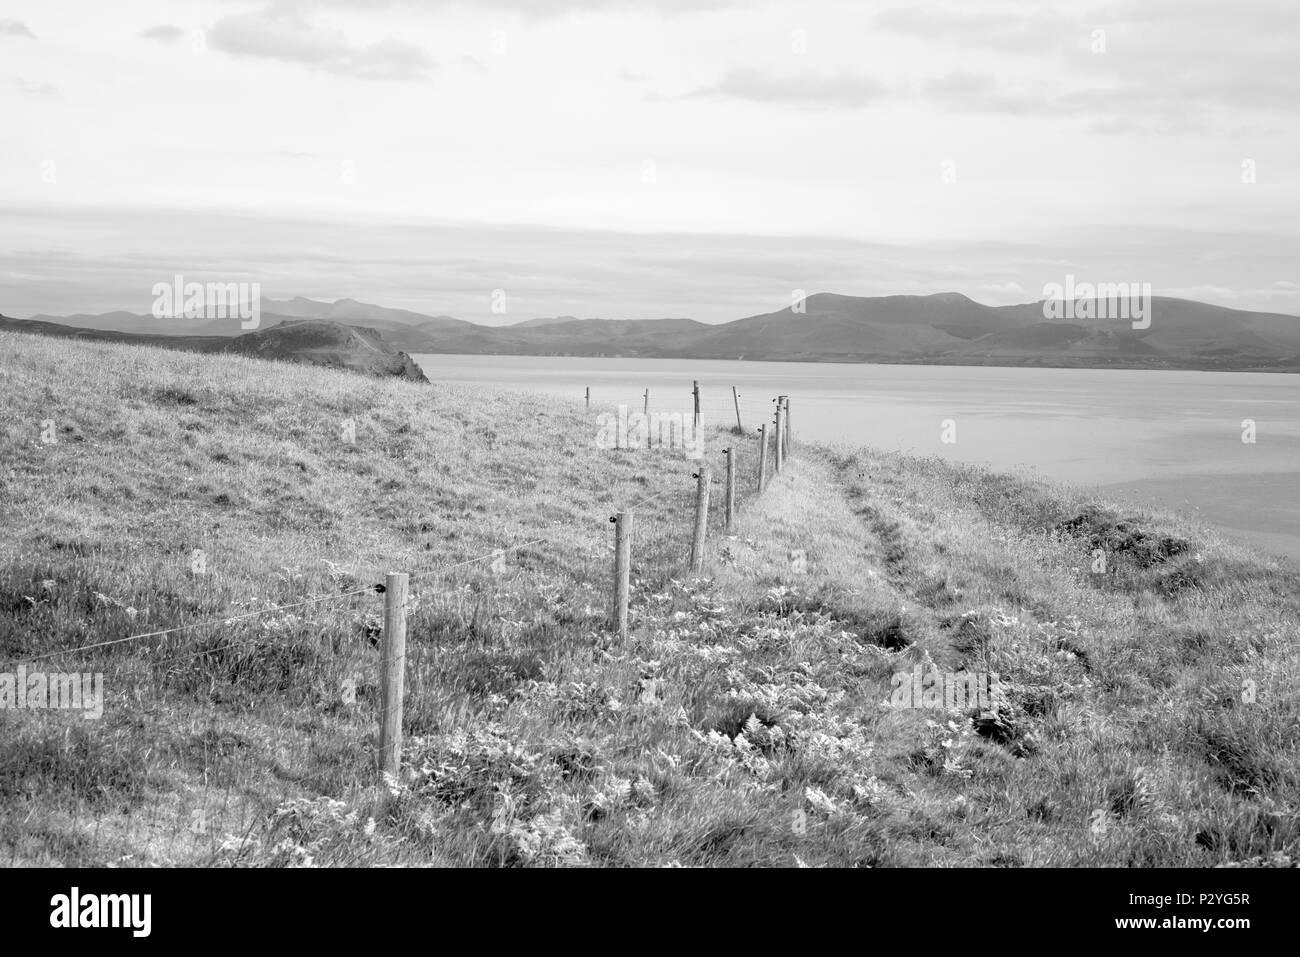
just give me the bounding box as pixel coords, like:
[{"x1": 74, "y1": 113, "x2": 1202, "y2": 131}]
[
  {"x1": 0, "y1": 386, "x2": 796, "y2": 864},
  {"x1": 3, "y1": 387, "x2": 793, "y2": 672}
]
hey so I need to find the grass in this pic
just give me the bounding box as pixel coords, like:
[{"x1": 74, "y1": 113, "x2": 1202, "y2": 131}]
[{"x1": 0, "y1": 329, "x2": 1297, "y2": 867}]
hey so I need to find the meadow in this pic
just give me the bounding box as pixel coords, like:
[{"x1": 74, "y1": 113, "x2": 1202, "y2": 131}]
[{"x1": 1, "y1": 330, "x2": 1296, "y2": 867}]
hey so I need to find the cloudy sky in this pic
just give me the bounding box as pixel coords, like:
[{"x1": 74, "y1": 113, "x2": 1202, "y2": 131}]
[{"x1": 1, "y1": 0, "x2": 1297, "y2": 323}]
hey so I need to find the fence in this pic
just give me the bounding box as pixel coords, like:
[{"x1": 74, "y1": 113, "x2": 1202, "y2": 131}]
[
  {"x1": 1, "y1": 384, "x2": 797, "y2": 801},
  {"x1": 377, "y1": 388, "x2": 795, "y2": 773}
]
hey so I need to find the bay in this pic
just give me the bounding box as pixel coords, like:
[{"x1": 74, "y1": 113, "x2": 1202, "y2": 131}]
[{"x1": 413, "y1": 354, "x2": 1300, "y2": 563}]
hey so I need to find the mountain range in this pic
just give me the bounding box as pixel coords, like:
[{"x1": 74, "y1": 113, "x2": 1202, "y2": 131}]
[{"x1": 10, "y1": 292, "x2": 1300, "y2": 371}]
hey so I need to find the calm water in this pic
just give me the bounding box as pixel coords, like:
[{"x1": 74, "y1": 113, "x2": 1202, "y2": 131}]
[{"x1": 413, "y1": 354, "x2": 1300, "y2": 563}]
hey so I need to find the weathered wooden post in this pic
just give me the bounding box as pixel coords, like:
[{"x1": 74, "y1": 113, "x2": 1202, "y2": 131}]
[
  {"x1": 774, "y1": 401, "x2": 785, "y2": 474},
  {"x1": 724, "y1": 448, "x2": 736, "y2": 530},
  {"x1": 585, "y1": 386, "x2": 590, "y2": 409},
  {"x1": 379, "y1": 571, "x2": 409, "y2": 776},
  {"x1": 692, "y1": 381, "x2": 701, "y2": 429},
  {"x1": 783, "y1": 397, "x2": 792, "y2": 457},
  {"x1": 757, "y1": 424, "x2": 768, "y2": 492},
  {"x1": 689, "y1": 464, "x2": 710, "y2": 573},
  {"x1": 643, "y1": 388, "x2": 651, "y2": 448},
  {"x1": 732, "y1": 386, "x2": 743, "y2": 432},
  {"x1": 611, "y1": 510, "x2": 632, "y2": 638}
]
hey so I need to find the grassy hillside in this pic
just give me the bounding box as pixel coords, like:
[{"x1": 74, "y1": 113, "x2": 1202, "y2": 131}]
[
  {"x1": 0, "y1": 315, "x2": 429, "y2": 382},
  {"x1": 1, "y1": 330, "x2": 1297, "y2": 867}
]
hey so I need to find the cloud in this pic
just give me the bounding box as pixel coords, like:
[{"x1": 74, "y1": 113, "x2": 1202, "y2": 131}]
[
  {"x1": 297, "y1": 0, "x2": 750, "y2": 15},
  {"x1": 978, "y1": 281, "x2": 1028, "y2": 298},
  {"x1": 872, "y1": 1, "x2": 1300, "y2": 133},
  {"x1": 910, "y1": 70, "x2": 1062, "y2": 116},
  {"x1": 682, "y1": 58, "x2": 1298, "y2": 136},
  {"x1": 874, "y1": 5, "x2": 1073, "y2": 52},
  {"x1": 208, "y1": 9, "x2": 435, "y2": 81},
  {"x1": 682, "y1": 69, "x2": 887, "y2": 109},
  {"x1": 140, "y1": 25, "x2": 186, "y2": 43},
  {"x1": 680, "y1": 68, "x2": 1056, "y2": 115},
  {"x1": 1163, "y1": 284, "x2": 1239, "y2": 301},
  {"x1": 12, "y1": 78, "x2": 58, "y2": 97},
  {"x1": 0, "y1": 19, "x2": 35, "y2": 39}
]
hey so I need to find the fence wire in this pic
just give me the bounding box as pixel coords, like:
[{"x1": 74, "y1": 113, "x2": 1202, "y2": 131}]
[{"x1": 1, "y1": 385, "x2": 795, "y2": 864}]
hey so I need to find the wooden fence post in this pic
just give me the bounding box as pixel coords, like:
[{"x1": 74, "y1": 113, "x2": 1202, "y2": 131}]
[
  {"x1": 379, "y1": 571, "x2": 408, "y2": 777},
  {"x1": 643, "y1": 388, "x2": 651, "y2": 448},
  {"x1": 732, "y1": 386, "x2": 743, "y2": 432},
  {"x1": 611, "y1": 510, "x2": 632, "y2": 638},
  {"x1": 757, "y1": 424, "x2": 768, "y2": 492},
  {"x1": 585, "y1": 386, "x2": 590, "y2": 409},
  {"x1": 692, "y1": 380, "x2": 700, "y2": 429},
  {"x1": 774, "y1": 401, "x2": 784, "y2": 474},
  {"x1": 724, "y1": 448, "x2": 736, "y2": 531},
  {"x1": 690, "y1": 463, "x2": 710, "y2": 573},
  {"x1": 783, "y1": 397, "x2": 791, "y2": 458}
]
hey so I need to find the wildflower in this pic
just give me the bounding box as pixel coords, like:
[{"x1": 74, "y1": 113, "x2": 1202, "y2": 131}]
[
  {"x1": 704, "y1": 730, "x2": 731, "y2": 749},
  {"x1": 851, "y1": 776, "x2": 889, "y2": 807},
  {"x1": 632, "y1": 776, "x2": 656, "y2": 803},
  {"x1": 804, "y1": 786, "x2": 838, "y2": 816},
  {"x1": 218, "y1": 835, "x2": 259, "y2": 856},
  {"x1": 271, "y1": 840, "x2": 315, "y2": 868},
  {"x1": 508, "y1": 811, "x2": 587, "y2": 866},
  {"x1": 604, "y1": 776, "x2": 632, "y2": 806}
]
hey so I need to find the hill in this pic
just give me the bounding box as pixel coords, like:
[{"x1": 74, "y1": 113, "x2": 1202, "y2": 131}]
[
  {"x1": 21, "y1": 292, "x2": 1300, "y2": 371},
  {"x1": 681, "y1": 293, "x2": 1300, "y2": 368},
  {"x1": 1, "y1": 330, "x2": 1297, "y2": 867},
  {"x1": 219, "y1": 319, "x2": 429, "y2": 381},
  {"x1": 0, "y1": 314, "x2": 429, "y2": 382}
]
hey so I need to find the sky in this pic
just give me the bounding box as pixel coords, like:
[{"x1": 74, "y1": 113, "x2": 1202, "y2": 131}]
[{"x1": 1, "y1": 0, "x2": 1297, "y2": 324}]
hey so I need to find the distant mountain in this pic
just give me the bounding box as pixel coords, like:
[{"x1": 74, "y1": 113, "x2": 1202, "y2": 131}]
[
  {"x1": 510, "y1": 315, "x2": 582, "y2": 328},
  {"x1": 0, "y1": 315, "x2": 428, "y2": 381},
  {"x1": 13, "y1": 292, "x2": 1300, "y2": 371},
  {"x1": 376, "y1": 292, "x2": 1300, "y2": 369},
  {"x1": 674, "y1": 292, "x2": 1300, "y2": 367},
  {"x1": 28, "y1": 309, "x2": 250, "y2": 337},
  {"x1": 22, "y1": 297, "x2": 472, "y2": 340},
  {"x1": 685, "y1": 292, "x2": 1018, "y2": 361},
  {"x1": 261, "y1": 297, "x2": 470, "y2": 336}
]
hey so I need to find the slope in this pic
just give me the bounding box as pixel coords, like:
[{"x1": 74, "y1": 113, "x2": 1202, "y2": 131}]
[{"x1": 0, "y1": 331, "x2": 1296, "y2": 866}]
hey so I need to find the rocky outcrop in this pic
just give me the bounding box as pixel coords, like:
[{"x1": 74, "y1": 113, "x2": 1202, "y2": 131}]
[{"x1": 217, "y1": 320, "x2": 429, "y2": 382}]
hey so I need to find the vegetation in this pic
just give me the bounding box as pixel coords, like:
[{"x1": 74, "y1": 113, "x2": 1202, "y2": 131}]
[{"x1": 1, "y1": 330, "x2": 1296, "y2": 866}]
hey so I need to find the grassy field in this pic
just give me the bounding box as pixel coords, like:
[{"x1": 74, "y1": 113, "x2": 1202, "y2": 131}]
[{"x1": 1, "y1": 329, "x2": 1297, "y2": 867}]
